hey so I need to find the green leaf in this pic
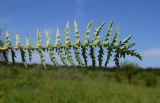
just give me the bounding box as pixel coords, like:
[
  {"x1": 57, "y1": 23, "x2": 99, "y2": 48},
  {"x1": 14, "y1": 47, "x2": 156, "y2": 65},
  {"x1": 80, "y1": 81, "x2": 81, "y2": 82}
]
[
  {"x1": 16, "y1": 33, "x2": 20, "y2": 47},
  {"x1": 73, "y1": 46, "x2": 83, "y2": 65},
  {"x1": 84, "y1": 21, "x2": 92, "y2": 45},
  {"x1": 114, "y1": 47, "x2": 120, "y2": 67},
  {"x1": 48, "y1": 48, "x2": 58, "y2": 65},
  {"x1": 112, "y1": 24, "x2": 119, "y2": 47},
  {"x1": 105, "y1": 24, "x2": 119, "y2": 67},
  {"x1": 3, "y1": 32, "x2": 10, "y2": 63},
  {"x1": 114, "y1": 35, "x2": 133, "y2": 67},
  {"x1": 4, "y1": 32, "x2": 11, "y2": 48},
  {"x1": 37, "y1": 48, "x2": 46, "y2": 69},
  {"x1": 103, "y1": 21, "x2": 113, "y2": 46},
  {"x1": 65, "y1": 47, "x2": 74, "y2": 65},
  {"x1": 45, "y1": 30, "x2": 51, "y2": 46},
  {"x1": 55, "y1": 28, "x2": 60, "y2": 46},
  {"x1": 56, "y1": 48, "x2": 67, "y2": 65},
  {"x1": 81, "y1": 46, "x2": 88, "y2": 66},
  {"x1": 73, "y1": 20, "x2": 83, "y2": 65},
  {"x1": 65, "y1": 21, "x2": 70, "y2": 45},
  {"x1": 98, "y1": 45, "x2": 104, "y2": 67},
  {"x1": 28, "y1": 49, "x2": 32, "y2": 62},
  {"x1": 120, "y1": 35, "x2": 133, "y2": 47},
  {"x1": 89, "y1": 45, "x2": 96, "y2": 68},
  {"x1": 126, "y1": 43, "x2": 136, "y2": 49},
  {"x1": 93, "y1": 22, "x2": 105, "y2": 45},
  {"x1": 10, "y1": 43, "x2": 16, "y2": 64},
  {"x1": 20, "y1": 48, "x2": 27, "y2": 67},
  {"x1": 126, "y1": 50, "x2": 142, "y2": 61},
  {"x1": 16, "y1": 34, "x2": 27, "y2": 67},
  {"x1": 81, "y1": 21, "x2": 93, "y2": 66},
  {"x1": 26, "y1": 35, "x2": 32, "y2": 62},
  {"x1": 55, "y1": 27, "x2": 68, "y2": 65},
  {"x1": 26, "y1": 35, "x2": 30, "y2": 47},
  {"x1": 64, "y1": 21, "x2": 74, "y2": 65},
  {"x1": 0, "y1": 21, "x2": 142, "y2": 68},
  {"x1": 74, "y1": 20, "x2": 80, "y2": 45},
  {"x1": 36, "y1": 29, "x2": 42, "y2": 47}
]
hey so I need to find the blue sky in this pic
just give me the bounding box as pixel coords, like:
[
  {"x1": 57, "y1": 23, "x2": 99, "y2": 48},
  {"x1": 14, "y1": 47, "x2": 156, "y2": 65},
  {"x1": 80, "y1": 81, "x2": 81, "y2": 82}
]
[{"x1": 0, "y1": 0, "x2": 160, "y2": 67}]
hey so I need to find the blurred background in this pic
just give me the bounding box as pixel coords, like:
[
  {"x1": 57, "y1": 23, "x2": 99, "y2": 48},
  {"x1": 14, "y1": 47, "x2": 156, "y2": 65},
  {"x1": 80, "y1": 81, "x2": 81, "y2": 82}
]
[{"x1": 0, "y1": 0, "x2": 160, "y2": 68}]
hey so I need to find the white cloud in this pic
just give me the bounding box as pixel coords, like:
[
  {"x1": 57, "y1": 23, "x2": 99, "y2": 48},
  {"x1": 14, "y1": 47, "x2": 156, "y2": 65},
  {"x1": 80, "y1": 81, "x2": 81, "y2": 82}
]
[{"x1": 143, "y1": 48, "x2": 160, "y2": 57}]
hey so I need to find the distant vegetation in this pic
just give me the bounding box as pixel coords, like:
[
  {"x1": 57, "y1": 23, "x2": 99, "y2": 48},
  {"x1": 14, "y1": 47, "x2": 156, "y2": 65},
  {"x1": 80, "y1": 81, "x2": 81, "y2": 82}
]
[
  {"x1": 0, "y1": 62, "x2": 160, "y2": 103},
  {"x1": 0, "y1": 29, "x2": 4, "y2": 61}
]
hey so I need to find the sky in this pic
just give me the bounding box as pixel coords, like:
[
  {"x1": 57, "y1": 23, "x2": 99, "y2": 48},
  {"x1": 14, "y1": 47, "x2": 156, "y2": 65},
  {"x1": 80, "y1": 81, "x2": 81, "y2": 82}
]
[{"x1": 0, "y1": 0, "x2": 160, "y2": 68}]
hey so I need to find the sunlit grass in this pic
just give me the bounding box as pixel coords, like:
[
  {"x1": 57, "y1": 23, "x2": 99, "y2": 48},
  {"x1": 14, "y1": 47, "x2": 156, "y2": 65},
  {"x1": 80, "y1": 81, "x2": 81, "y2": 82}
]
[{"x1": 0, "y1": 63, "x2": 160, "y2": 103}]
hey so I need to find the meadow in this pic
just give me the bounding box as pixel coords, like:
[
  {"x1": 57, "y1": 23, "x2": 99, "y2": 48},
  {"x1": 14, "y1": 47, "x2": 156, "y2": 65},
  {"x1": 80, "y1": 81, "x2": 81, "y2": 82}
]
[{"x1": 0, "y1": 63, "x2": 160, "y2": 103}]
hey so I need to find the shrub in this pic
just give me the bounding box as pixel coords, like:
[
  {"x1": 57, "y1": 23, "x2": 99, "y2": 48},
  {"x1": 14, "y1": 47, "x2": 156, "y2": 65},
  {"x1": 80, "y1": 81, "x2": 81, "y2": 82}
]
[
  {"x1": 120, "y1": 62, "x2": 140, "y2": 84},
  {"x1": 144, "y1": 73, "x2": 157, "y2": 87}
]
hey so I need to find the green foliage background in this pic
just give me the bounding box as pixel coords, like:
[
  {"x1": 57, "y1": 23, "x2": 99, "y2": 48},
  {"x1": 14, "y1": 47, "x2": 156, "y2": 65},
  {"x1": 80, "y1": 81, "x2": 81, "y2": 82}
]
[
  {"x1": 0, "y1": 29, "x2": 4, "y2": 61},
  {"x1": 0, "y1": 63, "x2": 160, "y2": 103}
]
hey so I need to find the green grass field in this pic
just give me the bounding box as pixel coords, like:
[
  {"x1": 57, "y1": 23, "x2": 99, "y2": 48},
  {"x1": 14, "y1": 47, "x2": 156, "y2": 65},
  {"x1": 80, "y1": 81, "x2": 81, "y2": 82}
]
[{"x1": 0, "y1": 63, "x2": 160, "y2": 103}]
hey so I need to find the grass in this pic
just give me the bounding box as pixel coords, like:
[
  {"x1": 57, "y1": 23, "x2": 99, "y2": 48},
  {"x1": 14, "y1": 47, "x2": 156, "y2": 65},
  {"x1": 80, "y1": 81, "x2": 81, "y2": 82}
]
[{"x1": 0, "y1": 63, "x2": 160, "y2": 103}]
